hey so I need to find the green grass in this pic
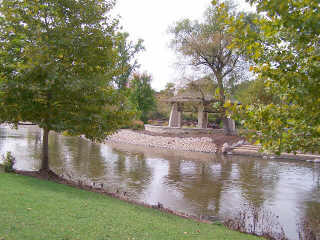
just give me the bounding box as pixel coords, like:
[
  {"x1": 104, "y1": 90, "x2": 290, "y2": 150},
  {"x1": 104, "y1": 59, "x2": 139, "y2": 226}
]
[{"x1": 0, "y1": 173, "x2": 263, "y2": 240}]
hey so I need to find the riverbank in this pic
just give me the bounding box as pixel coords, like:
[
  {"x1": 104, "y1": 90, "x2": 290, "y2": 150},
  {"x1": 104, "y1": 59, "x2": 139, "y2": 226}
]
[
  {"x1": 0, "y1": 172, "x2": 263, "y2": 240},
  {"x1": 106, "y1": 129, "x2": 243, "y2": 153},
  {"x1": 106, "y1": 129, "x2": 320, "y2": 161}
]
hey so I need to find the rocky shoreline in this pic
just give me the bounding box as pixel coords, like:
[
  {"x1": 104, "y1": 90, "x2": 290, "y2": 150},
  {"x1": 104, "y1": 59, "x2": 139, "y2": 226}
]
[
  {"x1": 106, "y1": 129, "x2": 219, "y2": 153},
  {"x1": 106, "y1": 129, "x2": 320, "y2": 162}
]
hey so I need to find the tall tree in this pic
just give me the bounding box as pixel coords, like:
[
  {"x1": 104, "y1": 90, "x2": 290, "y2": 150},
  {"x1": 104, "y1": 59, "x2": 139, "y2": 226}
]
[
  {"x1": 128, "y1": 73, "x2": 156, "y2": 123},
  {"x1": 169, "y1": 1, "x2": 247, "y2": 134},
  {"x1": 0, "y1": 0, "x2": 131, "y2": 172},
  {"x1": 114, "y1": 32, "x2": 144, "y2": 90},
  {"x1": 229, "y1": 0, "x2": 320, "y2": 154}
]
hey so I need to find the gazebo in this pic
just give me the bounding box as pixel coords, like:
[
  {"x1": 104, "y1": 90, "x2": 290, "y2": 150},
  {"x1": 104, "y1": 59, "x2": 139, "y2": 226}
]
[{"x1": 166, "y1": 92, "x2": 220, "y2": 129}]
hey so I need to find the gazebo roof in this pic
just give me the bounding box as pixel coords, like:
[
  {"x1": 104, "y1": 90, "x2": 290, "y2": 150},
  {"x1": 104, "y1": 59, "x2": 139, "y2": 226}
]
[{"x1": 165, "y1": 91, "x2": 218, "y2": 103}]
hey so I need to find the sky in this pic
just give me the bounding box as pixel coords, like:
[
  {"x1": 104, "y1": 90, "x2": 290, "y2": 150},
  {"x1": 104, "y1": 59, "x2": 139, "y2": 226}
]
[{"x1": 113, "y1": 0, "x2": 252, "y2": 91}]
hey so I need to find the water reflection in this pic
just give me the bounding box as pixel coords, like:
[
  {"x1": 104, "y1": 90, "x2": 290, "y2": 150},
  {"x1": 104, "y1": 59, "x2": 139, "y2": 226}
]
[
  {"x1": 0, "y1": 125, "x2": 319, "y2": 240},
  {"x1": 237, "y1": 158, "x2": 280, "y2": 208},
  {"x1": 163, "y1": 155, "x2": 233, "y2": 217}
]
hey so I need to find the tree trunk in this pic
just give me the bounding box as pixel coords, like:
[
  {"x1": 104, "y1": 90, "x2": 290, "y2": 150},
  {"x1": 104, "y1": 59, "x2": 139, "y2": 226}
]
[
  {"x1": 216, "y1": 74, "x2": 232, "y2": 135},
  {"x1": 223, "y1": 117, "x2": 236, "y2": 136},
  {"x1": 41, "y1": 127, "x2": 50, "y2": 171}
]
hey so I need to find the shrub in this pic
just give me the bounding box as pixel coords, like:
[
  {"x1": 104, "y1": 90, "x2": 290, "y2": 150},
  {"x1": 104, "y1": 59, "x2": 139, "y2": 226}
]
[
  {"x1": 121, "y1": 120, "x2": 145, "y2": 130},
  {"x1": 2, "y1": 152, "x2": 16, "y2": 173},
  {"x1": 131, "y1": 120, "x2": 145, "y2": 130}
]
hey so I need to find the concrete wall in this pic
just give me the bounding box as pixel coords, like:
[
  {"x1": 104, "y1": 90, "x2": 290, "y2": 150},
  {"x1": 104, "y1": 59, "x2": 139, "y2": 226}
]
[{"x1": 145, "y1": 125, "x2": 225, "y2": 134}]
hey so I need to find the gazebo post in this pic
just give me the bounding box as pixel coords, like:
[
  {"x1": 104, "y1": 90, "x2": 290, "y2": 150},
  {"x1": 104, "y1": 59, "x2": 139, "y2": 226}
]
[
  {"x1": 169, "y1": 102, "x2": 182, "y2": 128},
  {"x1": 197, "y1": 103, "x2": 208, "y2": 128}
]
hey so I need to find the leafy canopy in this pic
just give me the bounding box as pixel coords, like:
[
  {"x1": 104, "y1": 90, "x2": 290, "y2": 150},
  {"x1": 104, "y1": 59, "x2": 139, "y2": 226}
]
[
  {"x1": 229, "y1": 0, "x2": 320, "y2": 153},
  {"x1": 0, "y1": 0, "x2": 131, "y2": 141},
  {"x1": 114, "y1": 32, "x2": 145, "y2": 91},
  {"x1": 128, "y1": 73, "x2": 156, "y2": 123},
  {"x1": 168, "y1": 1, "x2": 243, "y2": 105}
]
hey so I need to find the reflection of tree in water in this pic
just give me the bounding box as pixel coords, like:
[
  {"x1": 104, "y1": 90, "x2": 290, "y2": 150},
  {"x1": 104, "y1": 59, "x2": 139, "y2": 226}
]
[
  {"x1": 298, "y1": 166, "x2": 320, "y2": 238},
  {"x1": 299, "y1": 198, "x2": 320, "y2": 238},
  {"x1": 48, "y1": 134, "x2": 107, "y2": 180},
  {"x1": 86, "y1": 142, "x2": 108, "y2": 179},
  {"x1": 237, "y1": 158, "x2": 279, "y2": 208},
  {"x1": 0, "y1": 127, "x2": 5, "y2": 154},
  {"x1": 112, "y1": 149, "x2": 126, "y2": 175},
  {"x1": 25, "y1": 127, "x2": 42, "y2": 161},
  {"x1": 61, "y1": 136, "x2": 108, "y2": 180},
  {"x1": 111, "y1": 148, "x2": 152, "y2": 197},
  {"x1": 48, "y1": 133, "x2": 69, "y2": 174},
  {"x1": 166, "y1": 158, "x2": 182, "y2": 184},
  {"x1": 312, "y1": 163, "x2": 320, "y2": 185},
  {"x1": 164, "y1": 154, "x2": 233, "y2": 216}
]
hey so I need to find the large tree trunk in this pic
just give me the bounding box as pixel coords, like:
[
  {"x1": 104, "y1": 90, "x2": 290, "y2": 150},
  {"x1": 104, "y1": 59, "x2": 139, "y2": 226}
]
[{"x1": 41, "y1": 127, "x2": 50, "y2": 172}]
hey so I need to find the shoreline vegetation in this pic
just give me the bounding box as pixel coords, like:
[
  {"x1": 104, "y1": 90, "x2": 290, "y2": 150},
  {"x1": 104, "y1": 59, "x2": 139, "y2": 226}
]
[{"x1": 0, "y1": 171, "x2": 264, "y2": 240}]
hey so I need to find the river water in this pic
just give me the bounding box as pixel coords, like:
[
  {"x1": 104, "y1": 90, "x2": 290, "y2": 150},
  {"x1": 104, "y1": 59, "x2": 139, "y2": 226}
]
[{"x1": 0, "y1": 125, "x2": 319, "y2": 239}]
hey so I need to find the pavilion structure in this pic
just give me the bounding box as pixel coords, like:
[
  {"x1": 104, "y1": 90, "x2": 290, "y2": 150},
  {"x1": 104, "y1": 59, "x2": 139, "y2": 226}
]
[
  {"x1": 166, "y1": 94, "x2": 219, "y2": 129},
  {"x1": 165, "y1": 91, "x2": 236, "y2": 135}
]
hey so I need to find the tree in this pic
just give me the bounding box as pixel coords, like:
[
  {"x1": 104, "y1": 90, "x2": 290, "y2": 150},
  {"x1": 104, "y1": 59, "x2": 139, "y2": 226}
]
[
  {"x1": 0, "y1": 0, "x2": 131, "y2": 172},
  {"x1": 229, "y1": 0, "x2": 320, "y2": 154},
  {"x1": 114, "y1": 32, "x2": 144, "y2": 90},
  {"x1": 128, "y1": 73, "x2": 156, "y2": 123},
  {"x1": 160, "y1": 82, "x2": 176, "y2": 97},
  {"x1": 155, "y1": 82, "x2": 176, "y2": 119},
  {"x1": 169, "y1": 1, "x2": 248, "y2": 134},
  {"x1": 233, "y1": 79, "x2": 279, "y2": 105}
]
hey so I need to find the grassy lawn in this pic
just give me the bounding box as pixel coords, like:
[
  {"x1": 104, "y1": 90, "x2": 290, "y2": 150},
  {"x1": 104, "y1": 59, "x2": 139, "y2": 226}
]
[{"x1": 0, "y1": 173, "x2": 263, "y2": 240}]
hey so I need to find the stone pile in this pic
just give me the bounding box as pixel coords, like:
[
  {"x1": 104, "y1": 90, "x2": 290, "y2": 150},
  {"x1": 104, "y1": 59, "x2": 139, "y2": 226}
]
[{"x1": 106, "y1": 130, "x2": 217, "y2": 153}]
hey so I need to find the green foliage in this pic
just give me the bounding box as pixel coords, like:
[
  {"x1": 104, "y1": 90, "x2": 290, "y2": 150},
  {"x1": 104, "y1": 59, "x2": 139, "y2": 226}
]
[
  {"x1": 114, "y1": 32, "x2": 145, "y2": 90},
  {"x1": 229, "y1": 0, "x2": 320, "y2": 154},
  {"x1": 0, "y1": 0, "x2": 133, "y2": 169},
  {"x1": 2, "y1": 152, "x2": 15, "y2": 173},
  {"x1": 169, "y1": 1, "x2": 251, "y2": 134},
  {"x1": 169, "y1": 2, "x2": 241, "y2": 105},
  {"x1": 130, "y1": 120, "x2": 145, "y2": 130},
  {"x1": 154, "y1": 83, "x2": 176, "y2": 119},
  {"x1": 128, "y1": 73, "x2": 156, "y2": 123},
  {"x1": 121, "y1": 120, "x2": 145, "y2": 130},
  {"x1": 233, "y1": 79, "x2": 279, "y2": 105}
]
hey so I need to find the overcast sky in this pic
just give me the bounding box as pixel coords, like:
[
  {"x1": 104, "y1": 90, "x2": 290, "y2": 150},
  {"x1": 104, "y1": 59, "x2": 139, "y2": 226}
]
[{"x1": 114, "y1": 0, "x2": 252, "y2": 91}]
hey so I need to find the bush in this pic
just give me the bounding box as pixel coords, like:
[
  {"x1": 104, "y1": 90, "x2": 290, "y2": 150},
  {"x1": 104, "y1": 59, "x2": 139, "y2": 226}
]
[
  {"x1": 131, "y1": 120, "x2": 145, "y2": 130},
  {"x1": 2, "y1": 152, "x2": 16, "y2": 173},
  {"x1": 121, "y1": 120, "x2": 145, "y2": 130}
]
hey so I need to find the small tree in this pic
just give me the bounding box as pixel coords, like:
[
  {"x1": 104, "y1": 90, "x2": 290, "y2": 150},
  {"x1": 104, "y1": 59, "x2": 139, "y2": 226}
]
[
  {"x1": 0, "y1": 0, "x2": 131, "y2": 172},
  {"x1": 128, "y1": 73, "x2": 156, "y2": 123}
]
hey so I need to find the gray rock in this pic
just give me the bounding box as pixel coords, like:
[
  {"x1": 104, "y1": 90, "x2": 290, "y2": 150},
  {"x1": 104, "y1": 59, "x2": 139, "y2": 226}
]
[
  {"x1": 222, "y1": 143, "x2": 229, "y2": 153},
  {"x1": 313, "y1": 158, "x2": 320, "y2": 163}
]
